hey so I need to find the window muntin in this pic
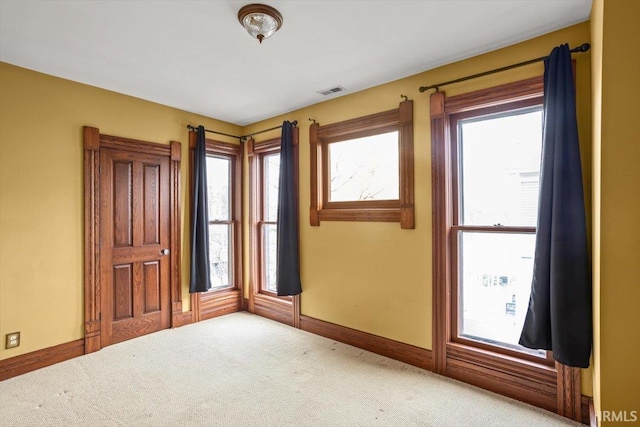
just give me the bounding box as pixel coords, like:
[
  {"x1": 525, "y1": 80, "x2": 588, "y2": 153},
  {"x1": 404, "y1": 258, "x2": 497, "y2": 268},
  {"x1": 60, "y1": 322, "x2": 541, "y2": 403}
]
[
  {"x1": 328, "y1": 131, "x2": 399, "y2": 202},
  {"x1": 452, "y1": 100, "x2": 547, "y2": 360},
  {"x1": 206, "y1": 155, "x2": 234, "y2": 289}
]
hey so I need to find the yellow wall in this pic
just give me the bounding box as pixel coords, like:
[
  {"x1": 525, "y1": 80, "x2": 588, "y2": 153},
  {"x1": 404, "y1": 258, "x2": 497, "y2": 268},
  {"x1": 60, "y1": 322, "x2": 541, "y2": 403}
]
[
  {"x1": 0, "y1": 62, "x2": 240, "y2": 360},
  {"x1": 590, "y1": 0, "x2": 640, "y2": 424},
  {"x1": 0, "y1": 22, "x2": 597, "y2": 397},
  {"x1": 243, "y1": 23, "x2": 593, "y2": 395}
]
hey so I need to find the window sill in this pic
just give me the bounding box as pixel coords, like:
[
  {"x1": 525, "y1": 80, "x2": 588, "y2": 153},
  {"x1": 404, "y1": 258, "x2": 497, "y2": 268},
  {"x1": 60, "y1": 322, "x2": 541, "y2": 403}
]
[
  {"x1": 200, "y1": 287, "x2": 241, "y2": 300},
  {"x1": 258, "y1": 290, "x2": 293, "y2": 301},
  {"x1": 317, "y1": 207, "x2": 401, "y2": 223}
]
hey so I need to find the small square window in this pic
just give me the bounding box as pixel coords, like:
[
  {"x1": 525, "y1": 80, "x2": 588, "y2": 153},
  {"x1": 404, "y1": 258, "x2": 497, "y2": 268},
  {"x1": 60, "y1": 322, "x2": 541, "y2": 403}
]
[
  {"x1": 310, "y1": 100, "x2": 414, "y2": 228},
  {"x1": 328, "y1": 131, "x2": 399, "y2": 202}
]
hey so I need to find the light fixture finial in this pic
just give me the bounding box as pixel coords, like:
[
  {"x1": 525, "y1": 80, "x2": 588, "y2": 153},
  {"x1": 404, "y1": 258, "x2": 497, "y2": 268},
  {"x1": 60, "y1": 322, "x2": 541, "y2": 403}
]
[{"x1": 238, "y1": 4, "x2": 283, "y2": 44}]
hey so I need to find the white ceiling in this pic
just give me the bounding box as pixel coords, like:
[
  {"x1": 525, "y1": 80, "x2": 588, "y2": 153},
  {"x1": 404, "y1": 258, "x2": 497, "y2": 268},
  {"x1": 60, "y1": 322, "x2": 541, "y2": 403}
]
[{"x1": 0, "y1": 1, "x2": 592, "y2": 126}]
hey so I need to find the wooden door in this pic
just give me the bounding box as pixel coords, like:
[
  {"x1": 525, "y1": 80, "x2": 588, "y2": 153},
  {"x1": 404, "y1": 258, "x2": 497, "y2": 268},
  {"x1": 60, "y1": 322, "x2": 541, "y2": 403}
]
[{"x1": 100, "y1": 148, "x2": 171, "y2": 346}]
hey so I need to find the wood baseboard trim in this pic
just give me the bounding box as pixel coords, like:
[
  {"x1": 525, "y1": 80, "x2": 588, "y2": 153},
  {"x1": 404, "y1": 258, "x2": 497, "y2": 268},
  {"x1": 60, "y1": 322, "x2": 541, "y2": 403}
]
[
  {"x1": 0, "y1": 339, "x2": 84, "y2": 381},
  {"x1": 582, "y1": 395, "x2": 595, "y2": 426},
  {"x1": 298, "y1": 313, "x2": 591, "y2": 424},
  {"x1": 172, "y1": 310, "x2": 195, "y2": 328},
  {"x1": 299, "y1": 315, "x2": 432, "y2": 371}
]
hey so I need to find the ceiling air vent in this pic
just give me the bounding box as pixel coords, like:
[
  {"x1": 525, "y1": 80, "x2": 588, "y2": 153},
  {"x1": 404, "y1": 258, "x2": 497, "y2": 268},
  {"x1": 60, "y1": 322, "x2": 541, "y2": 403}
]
[{"x1": 317, "y1": 86, "x2": 346, "y2": 96}]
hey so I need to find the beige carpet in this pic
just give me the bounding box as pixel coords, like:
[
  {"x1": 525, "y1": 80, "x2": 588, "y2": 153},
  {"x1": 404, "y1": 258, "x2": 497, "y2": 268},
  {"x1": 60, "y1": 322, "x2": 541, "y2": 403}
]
[{"x1": 0, "y1": 312, "x2": 581, "y2": 427}]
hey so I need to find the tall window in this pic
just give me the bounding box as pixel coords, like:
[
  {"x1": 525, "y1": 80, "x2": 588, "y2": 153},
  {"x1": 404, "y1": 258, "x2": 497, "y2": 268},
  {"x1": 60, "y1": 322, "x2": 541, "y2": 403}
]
[
  {"x1": 189, "y1": 132, "x2": 243, "y2": 321},
  {"x1": 261, "y1": 152, "x2": 280, "y2": 293},
  {"x1": 206, "y1": 155, "x2": 234, "y2": 289},
  {"x1": 309, "y1": 100, "x2": 414, "y2": 228},
  {"x1": 249, "y1": 137, "x2": 283, "y2": 295},
  {"x1": 450, "y1": 99, "x2": 545, "y2": 359},
  {"x1": 429, "y1": 77, "x2": 574, "y2": 413},
  {"x1": 196, "y1": 140, "x2": 242, "y2": 292},
  {"x1": 248, "y1": 131, "x2": 300, "y2": 326}
]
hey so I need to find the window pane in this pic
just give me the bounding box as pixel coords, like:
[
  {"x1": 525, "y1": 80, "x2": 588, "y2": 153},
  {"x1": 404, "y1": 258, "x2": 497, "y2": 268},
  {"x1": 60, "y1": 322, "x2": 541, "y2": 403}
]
[
  {"x1": 206, "y1": 156, "x2": 230, "y2": 221},
  {"x1": 459, "y1": 109, "x2": 542, "y2": 226},
  {"x1": 262, "y1": 224, "x2": 277, "y2": 293},
  {"x1": 264, "y1": 154, "x2": 280, "y2": 221},
  {"x1": 208, "y1": 223, "x2": 232, "y2": 289},
  {"x1": 458, "y1": 231, "x2": 545, "y2": 357},
  {"x1": 328, "y1": 131, "x2": 399, "y2": 202}
]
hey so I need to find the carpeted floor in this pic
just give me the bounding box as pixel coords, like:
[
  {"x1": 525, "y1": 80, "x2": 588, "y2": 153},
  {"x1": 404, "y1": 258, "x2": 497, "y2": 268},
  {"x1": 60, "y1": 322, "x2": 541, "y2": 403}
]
[{"x1": 0, "y1": 312, "x2": 582, "y2": 427}]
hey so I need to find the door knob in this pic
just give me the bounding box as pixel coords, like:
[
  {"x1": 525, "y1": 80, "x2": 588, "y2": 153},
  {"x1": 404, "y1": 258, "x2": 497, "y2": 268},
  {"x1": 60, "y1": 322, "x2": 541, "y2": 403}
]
[{"x1": 160, "y1": 248, "x2": 170, "y2": 256}]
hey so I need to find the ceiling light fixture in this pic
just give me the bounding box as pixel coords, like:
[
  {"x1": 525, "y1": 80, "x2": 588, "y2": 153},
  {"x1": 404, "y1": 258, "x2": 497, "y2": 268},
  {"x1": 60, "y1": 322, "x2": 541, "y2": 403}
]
[{"x1": 238, "y1": 4, "x2": 283, "y2": 44}]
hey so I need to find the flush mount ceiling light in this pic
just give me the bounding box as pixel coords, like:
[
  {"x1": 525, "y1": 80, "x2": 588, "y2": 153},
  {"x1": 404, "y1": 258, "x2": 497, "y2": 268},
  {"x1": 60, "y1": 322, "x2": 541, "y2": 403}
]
[{"x1": 238, "y1": 4, "x2": 283, "y2": 44}]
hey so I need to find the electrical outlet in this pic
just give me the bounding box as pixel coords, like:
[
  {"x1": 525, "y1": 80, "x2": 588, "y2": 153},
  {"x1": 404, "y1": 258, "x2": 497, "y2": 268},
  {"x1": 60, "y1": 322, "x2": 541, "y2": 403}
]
[{"x1": 6, "y1": 332, "x2": 20, "y2": 349}]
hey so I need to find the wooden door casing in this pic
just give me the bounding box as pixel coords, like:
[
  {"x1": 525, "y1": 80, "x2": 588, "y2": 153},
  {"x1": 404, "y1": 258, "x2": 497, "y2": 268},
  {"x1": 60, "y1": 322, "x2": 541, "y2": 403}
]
[{"x1": 84, "y1": 127, "x2": 182, "y2": 353}]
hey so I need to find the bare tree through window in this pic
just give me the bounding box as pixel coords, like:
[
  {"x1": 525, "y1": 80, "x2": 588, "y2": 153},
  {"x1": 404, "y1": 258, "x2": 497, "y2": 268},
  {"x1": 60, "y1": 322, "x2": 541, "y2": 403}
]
[{"x1": 328, "y1": 131, "x2": 399, "y2": 202}]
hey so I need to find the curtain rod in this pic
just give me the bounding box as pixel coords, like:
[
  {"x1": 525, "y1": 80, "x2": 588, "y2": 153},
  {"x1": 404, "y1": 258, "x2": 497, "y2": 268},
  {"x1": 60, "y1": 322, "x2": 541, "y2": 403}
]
[
  {"x1": 418, "y1": 43, "x2": 590, "y2": 93},
  {"x1": 244, "y1": 121, "x2": 298, "y2": 139},
  {"x1": 186, "y1": 125, "x2": 242, "y2": 140},
  {"x1": 186, "y1": 121, "x2": 298, "y2": 141}
]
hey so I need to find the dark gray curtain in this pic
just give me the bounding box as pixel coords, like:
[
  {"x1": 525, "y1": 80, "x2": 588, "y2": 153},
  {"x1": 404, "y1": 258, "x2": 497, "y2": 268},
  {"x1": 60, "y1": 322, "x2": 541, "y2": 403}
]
[
  {"x1": 189, "y1": 126, "x2": 212, "y2": 293},
  {"x1": 519, "y1": 45, "x2": 591, "y2": 368},
  {"x1": 276, "y1": 121, "x2": 302, "y2": 296}
]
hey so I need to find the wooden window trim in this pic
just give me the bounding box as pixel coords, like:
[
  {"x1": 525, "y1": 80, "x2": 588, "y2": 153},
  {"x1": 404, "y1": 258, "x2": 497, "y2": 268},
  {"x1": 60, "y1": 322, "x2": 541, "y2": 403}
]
[
  {"x1": 449, "y1": 95, "x2": 552, "y2": 366},
  {"x1": 248, "y1": 130, "x2": 301, "y2": 328},
  {"x1": 430, "y1": 76, "x2": 582, "y2": 420},
  {"x1": 188, "y1": 134, "x2": 243, "y2": 322},
  {"x1": 205, "y1": 143, "x2": 243, "y2": 293},
  {"x1": 309, "y1": 100, "x2": 415, "y2": 229}
]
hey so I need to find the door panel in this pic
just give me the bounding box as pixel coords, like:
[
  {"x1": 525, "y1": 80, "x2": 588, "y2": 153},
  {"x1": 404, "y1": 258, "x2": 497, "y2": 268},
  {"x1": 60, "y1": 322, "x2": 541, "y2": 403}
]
[
  {"x1": 143, "y1": 261, "x2": 161, "y2": 313},
  {"x1": 113, "y1": 264, "x2": 133, "y2": 320},
  {"x1": 101, "y1": 148, "x2": 171, "y2": 346},
  {"x1": 113, "y1": 161, "x2": 133, "y2": 247},
  {"x1": 143, "y1": 164, "x2": 160, "y2": 245}
]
